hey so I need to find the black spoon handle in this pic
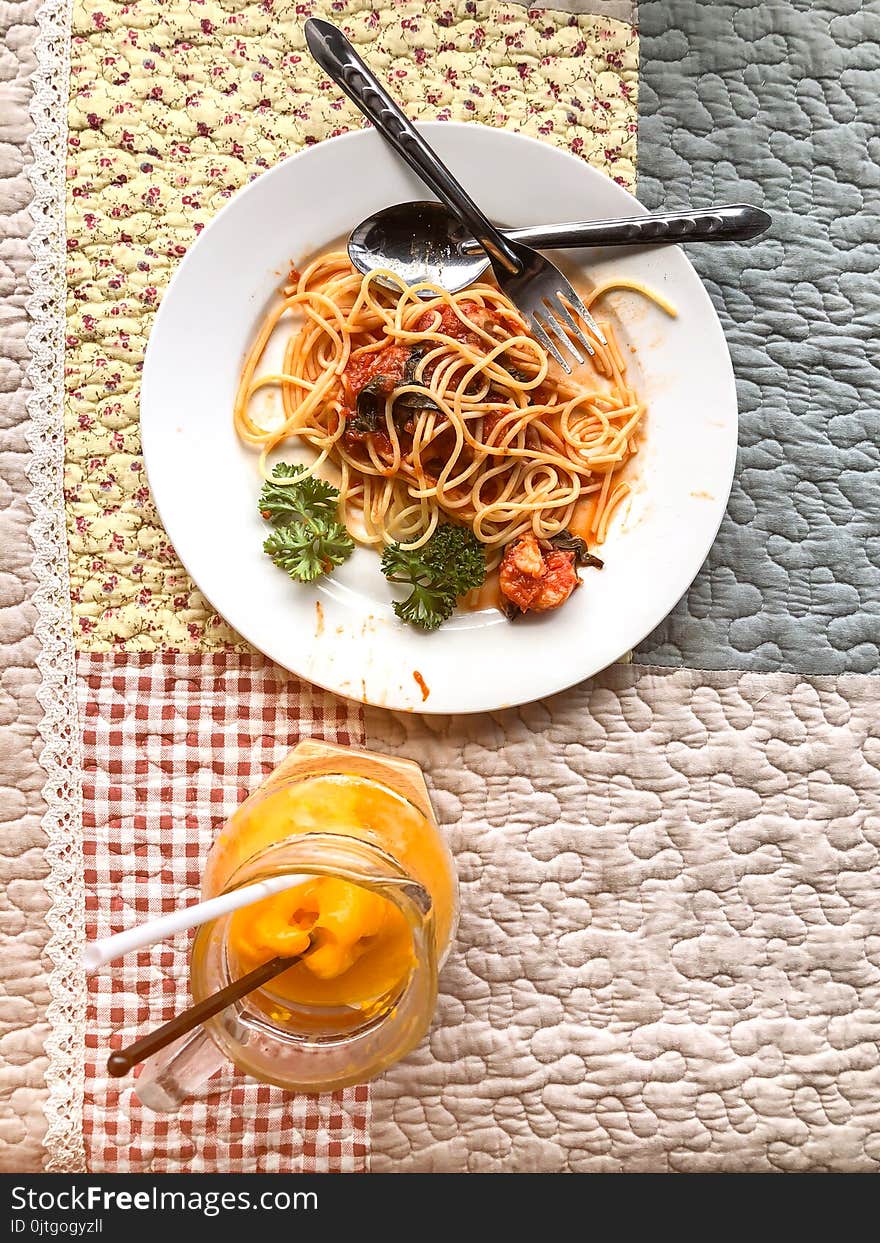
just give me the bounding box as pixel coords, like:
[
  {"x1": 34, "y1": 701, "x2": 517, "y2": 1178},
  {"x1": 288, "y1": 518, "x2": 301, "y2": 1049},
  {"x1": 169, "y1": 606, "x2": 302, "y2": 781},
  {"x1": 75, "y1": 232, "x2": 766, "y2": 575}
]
[
  {"x1": 304, "y1": 18, "x2": 523, "y2": 277},
  {"x1": 470, "y1": 204, "x2": 771, "y2": 251}
]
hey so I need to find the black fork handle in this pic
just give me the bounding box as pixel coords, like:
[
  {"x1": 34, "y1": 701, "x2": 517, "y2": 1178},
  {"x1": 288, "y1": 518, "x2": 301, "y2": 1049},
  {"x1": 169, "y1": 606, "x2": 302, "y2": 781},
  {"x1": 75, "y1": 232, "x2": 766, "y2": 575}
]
[{"x1": 304, "y1": 18, "x2": 523, "y2": 277}]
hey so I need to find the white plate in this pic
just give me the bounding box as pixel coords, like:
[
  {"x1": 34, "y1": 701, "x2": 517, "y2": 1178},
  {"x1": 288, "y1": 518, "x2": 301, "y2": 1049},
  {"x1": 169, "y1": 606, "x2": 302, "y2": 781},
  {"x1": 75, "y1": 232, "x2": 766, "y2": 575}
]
[{"x1": 141, "y1": 123, "x2": 737, "y2": 714}]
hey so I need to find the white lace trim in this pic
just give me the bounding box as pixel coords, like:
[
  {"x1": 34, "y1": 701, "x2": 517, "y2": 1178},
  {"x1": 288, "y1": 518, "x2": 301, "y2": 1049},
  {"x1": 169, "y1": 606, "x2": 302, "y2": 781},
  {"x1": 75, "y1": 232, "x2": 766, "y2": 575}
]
[{"x1": 25, "y1": 0, "x2": 86, "y2": 1174}]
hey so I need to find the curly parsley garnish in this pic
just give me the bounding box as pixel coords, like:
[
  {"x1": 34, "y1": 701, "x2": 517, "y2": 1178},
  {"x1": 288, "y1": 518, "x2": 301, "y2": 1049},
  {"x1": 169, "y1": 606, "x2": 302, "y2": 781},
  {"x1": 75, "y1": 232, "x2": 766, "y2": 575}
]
[
  {"x1": 259, "y1": 461, "x2": 341, "y2": 526},
  {"x1": 381, "y1": 523, "x2": 487, "y2": 631},
  {"x1": 259, "y1": 463, "x2": 353, "y2": 583}
]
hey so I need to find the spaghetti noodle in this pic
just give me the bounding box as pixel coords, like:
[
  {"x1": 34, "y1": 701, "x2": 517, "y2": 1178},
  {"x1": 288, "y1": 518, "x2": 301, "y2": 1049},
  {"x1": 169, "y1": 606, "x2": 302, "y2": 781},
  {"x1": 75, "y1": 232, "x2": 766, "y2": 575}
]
[{"x1": 234, "y1": 251, "x2": 661, "y2": 569}]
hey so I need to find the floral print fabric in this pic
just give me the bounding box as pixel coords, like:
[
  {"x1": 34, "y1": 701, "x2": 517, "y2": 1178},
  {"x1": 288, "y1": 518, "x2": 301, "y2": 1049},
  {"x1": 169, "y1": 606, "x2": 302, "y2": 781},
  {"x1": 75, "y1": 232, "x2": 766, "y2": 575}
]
[{"x1": 65, "y1": 0, "x2": 637, "y2": 649}]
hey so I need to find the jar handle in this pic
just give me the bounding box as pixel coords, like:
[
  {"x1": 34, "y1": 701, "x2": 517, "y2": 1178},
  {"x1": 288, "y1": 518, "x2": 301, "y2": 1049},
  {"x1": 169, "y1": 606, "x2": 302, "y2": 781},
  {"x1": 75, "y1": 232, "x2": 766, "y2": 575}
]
[{"x1": 133, "y1": 1026, "x2": 227, "y2": 1113}]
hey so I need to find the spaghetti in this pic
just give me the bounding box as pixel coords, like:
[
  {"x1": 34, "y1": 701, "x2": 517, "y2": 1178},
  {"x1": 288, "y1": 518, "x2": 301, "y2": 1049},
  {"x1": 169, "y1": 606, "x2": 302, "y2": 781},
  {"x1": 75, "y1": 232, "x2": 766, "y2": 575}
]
[{"x1": 234, "y1": 251, "x2": 661, "y2": 568}]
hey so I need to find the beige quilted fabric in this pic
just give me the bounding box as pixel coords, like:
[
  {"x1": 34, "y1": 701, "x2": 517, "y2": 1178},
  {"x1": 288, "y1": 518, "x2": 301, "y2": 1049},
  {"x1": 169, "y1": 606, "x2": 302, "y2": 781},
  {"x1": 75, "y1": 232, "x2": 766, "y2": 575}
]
[
  {"x1": 0, "y1": 0, "x2": 52, "y2": 1174},
  {"x1": 367, "y1": 667, "x2": 880, "y2": 1172},
  {"x1": 6, "y1": 0, "x2": 880, "y2": 1176}
]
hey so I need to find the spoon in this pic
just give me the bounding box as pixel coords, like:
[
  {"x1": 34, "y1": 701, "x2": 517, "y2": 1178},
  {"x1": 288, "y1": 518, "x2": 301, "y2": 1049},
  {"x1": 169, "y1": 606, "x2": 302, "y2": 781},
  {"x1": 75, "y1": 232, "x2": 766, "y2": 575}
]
[{"x1": 348, "y1": 200, "x2": 771, "y2": 294}]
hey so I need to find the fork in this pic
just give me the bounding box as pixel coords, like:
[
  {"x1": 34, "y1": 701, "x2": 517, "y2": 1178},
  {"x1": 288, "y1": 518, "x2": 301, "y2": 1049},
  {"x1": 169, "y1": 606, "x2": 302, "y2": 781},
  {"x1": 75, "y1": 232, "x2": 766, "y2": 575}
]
[{"x1": 304, "y1": 18, "x2": 604, "y2": 371}]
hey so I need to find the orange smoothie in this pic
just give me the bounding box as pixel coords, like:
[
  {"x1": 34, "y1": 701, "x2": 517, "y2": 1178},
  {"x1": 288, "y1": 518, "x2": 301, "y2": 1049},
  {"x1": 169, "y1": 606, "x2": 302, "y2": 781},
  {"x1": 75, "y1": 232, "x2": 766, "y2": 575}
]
[{"x1": 207, "y1": 773, "x2": 457, "y2": 1014}]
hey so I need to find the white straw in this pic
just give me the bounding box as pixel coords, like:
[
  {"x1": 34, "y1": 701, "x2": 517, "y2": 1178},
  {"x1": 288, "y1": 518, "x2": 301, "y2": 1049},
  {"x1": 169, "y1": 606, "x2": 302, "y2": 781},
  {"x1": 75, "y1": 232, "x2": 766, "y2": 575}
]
[{"x1": 81, "y1": 873, "x2": 312, "y2": 975}]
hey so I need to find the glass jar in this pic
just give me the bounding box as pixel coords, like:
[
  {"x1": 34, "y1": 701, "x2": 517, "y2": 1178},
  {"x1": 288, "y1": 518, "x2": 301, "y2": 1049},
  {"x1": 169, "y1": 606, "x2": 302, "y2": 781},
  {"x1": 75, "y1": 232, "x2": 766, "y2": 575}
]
[{"x1": 135, "y1": 744, "x2": 458, "y2": 1111}]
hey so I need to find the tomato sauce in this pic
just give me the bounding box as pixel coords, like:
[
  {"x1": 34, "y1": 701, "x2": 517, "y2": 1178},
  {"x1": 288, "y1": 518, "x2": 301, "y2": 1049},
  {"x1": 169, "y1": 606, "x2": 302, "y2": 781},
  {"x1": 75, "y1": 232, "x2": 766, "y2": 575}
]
[
  {"x1": 340, "y1": 303, "x2": 508, "y2": 458},
  {"x1": 342, "y1": 343, "x2": 410, "y2": 401},
  {"x1": 413, "y1": 300, "x2": 483, "y2": 346}
]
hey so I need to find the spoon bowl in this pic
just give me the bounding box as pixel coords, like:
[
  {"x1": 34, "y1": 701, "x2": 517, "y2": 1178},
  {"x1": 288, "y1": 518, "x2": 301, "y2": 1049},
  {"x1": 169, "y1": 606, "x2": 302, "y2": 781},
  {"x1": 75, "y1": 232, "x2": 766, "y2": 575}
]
[{"x1": 348, "y1": 200, "x2": 490, "y2": 295}]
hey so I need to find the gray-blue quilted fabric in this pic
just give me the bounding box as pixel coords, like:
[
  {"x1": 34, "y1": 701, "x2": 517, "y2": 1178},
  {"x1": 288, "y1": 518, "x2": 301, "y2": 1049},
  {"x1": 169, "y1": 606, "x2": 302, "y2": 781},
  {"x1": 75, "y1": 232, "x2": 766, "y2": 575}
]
[{"x1": 635, "y1": 0, "x2": 880, "y2": 673}]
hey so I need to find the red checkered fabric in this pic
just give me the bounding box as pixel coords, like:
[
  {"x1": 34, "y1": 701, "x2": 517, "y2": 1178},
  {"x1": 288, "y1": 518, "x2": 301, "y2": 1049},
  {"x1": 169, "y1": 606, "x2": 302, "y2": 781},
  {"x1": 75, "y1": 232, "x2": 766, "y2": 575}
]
[{"x1": 77, "y1": 651, "x2": 368, "y2": 1173}]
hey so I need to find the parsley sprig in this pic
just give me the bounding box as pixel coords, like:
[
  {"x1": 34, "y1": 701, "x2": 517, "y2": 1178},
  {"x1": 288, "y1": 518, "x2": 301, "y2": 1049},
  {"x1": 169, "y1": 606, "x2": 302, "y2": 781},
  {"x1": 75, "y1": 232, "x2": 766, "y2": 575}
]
[
  {"x1": 259, "y1": 463, "x2": 353, "y2": 583},
  {"x1": 381, "y1": 524, "x2": 487, "y2": 631},
  {"x1": 259, "y1": 461, "x2": 341, "y2": 525}
]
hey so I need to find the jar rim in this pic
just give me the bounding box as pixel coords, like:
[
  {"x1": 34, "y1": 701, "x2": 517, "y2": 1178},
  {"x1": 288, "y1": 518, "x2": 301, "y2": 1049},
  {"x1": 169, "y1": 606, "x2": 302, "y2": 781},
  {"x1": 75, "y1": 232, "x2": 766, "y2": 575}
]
[{"x1": 219, "y1": 829, "x2": 434, "y2": 917}]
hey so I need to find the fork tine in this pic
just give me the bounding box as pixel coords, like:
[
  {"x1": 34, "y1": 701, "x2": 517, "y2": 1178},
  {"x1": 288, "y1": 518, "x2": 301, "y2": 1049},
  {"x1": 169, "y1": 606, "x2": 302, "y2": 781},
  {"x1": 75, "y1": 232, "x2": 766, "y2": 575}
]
[
  {"x1": 550, "y1": 295, "x2": 593, "y2": 359},
  {"x1": 560, "y1": 287, "x2": 607, "y2": 347},
  {"x1": 530, "y1": 311, "x2": 571, "y2": 373},
  {"x1": 543, "y1": 298, "x2": 585, "y2": 365}
]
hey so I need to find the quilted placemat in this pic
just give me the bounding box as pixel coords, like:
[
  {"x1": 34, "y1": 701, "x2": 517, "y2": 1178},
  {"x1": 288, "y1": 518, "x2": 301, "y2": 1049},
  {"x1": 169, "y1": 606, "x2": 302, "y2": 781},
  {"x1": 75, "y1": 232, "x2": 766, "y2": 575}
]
[
  {"x1": 0, "y1": 0, "x2": 52, "y2": 1174},
  {"x1": 6, "y1": 0, "x2": 880, "y2": 1176},
  {"x1": 635, "y1": 0, "x2": 880, "y2": 674},
  {"x1": 78, "y1": 653, "x2": 366, "y2": 1172},
  {"x1": 63, "y1": 0, "x2": 637, "y2": 651},
  {"x1": 366, "y1": 667, "x2": 880, "y2": 1172}
]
